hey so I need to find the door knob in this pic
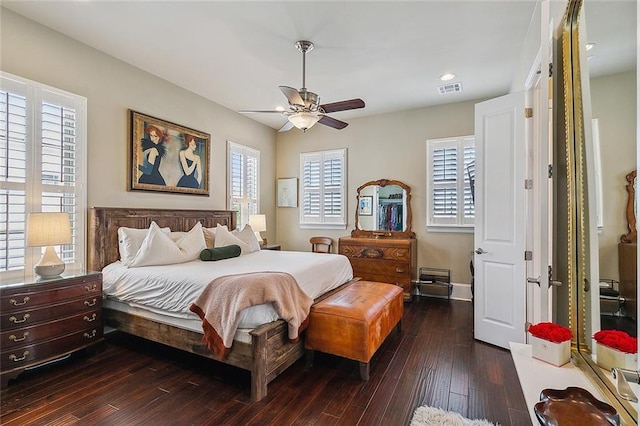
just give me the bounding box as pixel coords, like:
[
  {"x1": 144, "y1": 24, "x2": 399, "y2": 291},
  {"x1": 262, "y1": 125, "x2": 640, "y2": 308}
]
[{"x1": 475, "y1": 248, "x2": 487, "y2": 255}]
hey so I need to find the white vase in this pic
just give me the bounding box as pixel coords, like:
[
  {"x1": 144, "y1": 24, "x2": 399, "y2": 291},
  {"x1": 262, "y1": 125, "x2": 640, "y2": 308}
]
[
  {"x1": 596, "y1": 343, "x2": 637, "y2": 372},
  {"x1": 530, "y1": 335, "x2": 571, "y2": 367}
]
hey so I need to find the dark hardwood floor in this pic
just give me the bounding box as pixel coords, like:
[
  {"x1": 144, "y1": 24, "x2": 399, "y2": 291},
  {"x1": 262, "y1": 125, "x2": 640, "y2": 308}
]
[{"x1": 1, "y1": 297, "x2": 532, "y2": 425}]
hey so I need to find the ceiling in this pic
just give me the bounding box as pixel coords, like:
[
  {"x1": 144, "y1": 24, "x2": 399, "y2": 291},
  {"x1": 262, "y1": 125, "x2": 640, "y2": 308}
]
[{"x1": 2, "y1": 1, "x2": 636, "y2": 130}]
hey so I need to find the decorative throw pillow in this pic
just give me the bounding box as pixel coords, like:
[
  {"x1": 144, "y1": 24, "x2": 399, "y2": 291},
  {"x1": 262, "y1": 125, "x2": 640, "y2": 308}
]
[
  {"x1": 214, "y1": 224, "x2": 252, "y2": 254},
  {"x1": 236, "y1": 224, "x2": 262, "y2": 253},
  {"x1": 200, "y1": 245, "x2": 242, "y2": 261},
  {"x1": 129, "y1": 222, "x2": 206, "y2": 267},
  {"x1": 203, "y1": 227, "x2": 217, "y2": 248},
  {"x1": 118, "y1": 222, "x2": 170, "y2": 266}
]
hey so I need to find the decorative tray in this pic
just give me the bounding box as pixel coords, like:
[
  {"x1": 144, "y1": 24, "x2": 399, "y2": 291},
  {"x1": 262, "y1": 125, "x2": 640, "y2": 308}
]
[{"x1": 534, "y1": 387, "x2": 619, "y2": 426}]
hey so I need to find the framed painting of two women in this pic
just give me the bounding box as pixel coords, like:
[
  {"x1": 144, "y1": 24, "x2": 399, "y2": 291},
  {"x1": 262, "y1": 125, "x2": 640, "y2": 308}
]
[{"x1": 128, "y1": 110, "x2": 210, "y2": 195}]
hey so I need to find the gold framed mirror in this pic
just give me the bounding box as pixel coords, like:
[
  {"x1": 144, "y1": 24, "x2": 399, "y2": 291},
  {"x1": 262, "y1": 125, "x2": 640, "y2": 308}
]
[{"x1": 559, "y1": 0, "x2": 637, "y2": 423}]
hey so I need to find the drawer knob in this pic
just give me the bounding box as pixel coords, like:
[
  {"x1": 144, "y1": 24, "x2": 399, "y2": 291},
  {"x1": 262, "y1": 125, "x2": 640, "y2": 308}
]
[
  {"x1": 84, "y1": 298, "x2": 97, "y2": 307},
  {"x1": 9, "y1": 351, "x2": 29, "y2": 362},
  {"x1": 85, "y1": 284, "x2": 97, "y2": 292},
  {"x1": 83, "y1": 313, "x2": 97, "y2": 322},
  {"x1": 9, "y1": 296, "x2": 30, "y2": 306},
  {"x1": 9, "y1": 332, "x2": 29, "y2": 342},
  {"x1": 84, "y1": 330, "x2": 97, "y2": 339},
  {"x1": 9, "y1": 314, "x2": 30, "y2": 324}
]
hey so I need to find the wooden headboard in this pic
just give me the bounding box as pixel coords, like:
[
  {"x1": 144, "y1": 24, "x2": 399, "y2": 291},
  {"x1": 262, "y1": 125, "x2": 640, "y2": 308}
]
[{"x1": 87, "y1": 207, "x2": 236, "y2": 271}]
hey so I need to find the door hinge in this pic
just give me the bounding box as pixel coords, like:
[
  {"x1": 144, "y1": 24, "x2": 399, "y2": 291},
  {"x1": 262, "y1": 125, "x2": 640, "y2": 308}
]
[
  {"x1": 525, "y1": 179, "x2": 533, "y2": 189},
  {"x1": 525, "y1": 250, "x2": 533, "y2": 261},
  {"x1": 548, "y1": 164, "x2": 553, "y2": 178},
  {"x1": 549, "y1": 63, "x2": 553, "y2": 77},
  {"x1": 525, "y1": 107, "x2": 533, "y2": 118}
]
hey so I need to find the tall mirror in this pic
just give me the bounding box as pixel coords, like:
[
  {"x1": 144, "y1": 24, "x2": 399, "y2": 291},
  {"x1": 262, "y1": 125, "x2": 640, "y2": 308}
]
[
  {"x1": 352, "y1": 179, "x2": 414, "y2": 239},
  {"x1": 560, "y1": 0, "x2": 637, "y2": 422}
]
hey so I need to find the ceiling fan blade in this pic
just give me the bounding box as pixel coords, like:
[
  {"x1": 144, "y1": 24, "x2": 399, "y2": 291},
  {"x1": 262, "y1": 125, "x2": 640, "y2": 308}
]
[
  {"x1": 320, "y1": 98, "x2": 365, "y2": 114},
  {"x1": 278, "y1": 120, "x2": 295, "y2": 132},
  {"x1": 238, "y1": 109, "x2": 285, "y2": 114},
  {"x1": 279, "y1": 86, "x2": 305, "y2": 107},
  {"x1": 318, "y1": 115, "x2": 349, "y2": 130}
]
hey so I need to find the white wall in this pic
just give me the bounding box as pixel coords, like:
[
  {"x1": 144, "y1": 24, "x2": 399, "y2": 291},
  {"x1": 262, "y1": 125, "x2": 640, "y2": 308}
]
[
  {"x1": 276, "y1": 101, "x2": 482, "y2": 285},
  {"x1": 1, "y1": 8, "x2": 279, "y2": 242}
]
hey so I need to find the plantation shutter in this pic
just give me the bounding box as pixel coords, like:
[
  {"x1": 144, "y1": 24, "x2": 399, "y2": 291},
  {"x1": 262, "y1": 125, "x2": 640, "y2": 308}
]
[
  {"x1": 227, "y1": 141, "x2": 260, "y2": 228},
  {"x1": 1, "y1": 72, "x2": 86, "y2": 277},
  {"x1": 300, "y1": 149, "x2": 346, "y2": 228},
  {"x1": 427, "y1": 136, "x2": 475, "y2": 228}
]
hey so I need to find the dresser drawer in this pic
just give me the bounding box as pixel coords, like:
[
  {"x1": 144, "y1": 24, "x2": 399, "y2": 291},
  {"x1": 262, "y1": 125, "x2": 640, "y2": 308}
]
[
  {"x1": 348, "y1": 258, "x2": 411, "y2": 278},
  {"x1": 1, "y1": 309, "x2": 102, "y2": 349},
  {"x1": 1, "y1": 296, "x2": 102, "y2": 331},
  {"x1": 339, "y1": 244, "x2": 411, "y2": 262},
  {"x1": 1, "y1": 326, "x2": 103, "y2": 371},
  {"x1": 1, "y1": 278, "x2": 101, "y2": 312}
]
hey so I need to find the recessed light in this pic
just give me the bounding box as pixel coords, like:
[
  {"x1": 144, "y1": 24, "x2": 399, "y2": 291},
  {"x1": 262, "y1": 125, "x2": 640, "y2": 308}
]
[
  {"x1": 586, "y1": 43, "x2": 596, "y2": 51},
  {"x1": 440, "y1": 73, "x2": 456, "y2": 81}
]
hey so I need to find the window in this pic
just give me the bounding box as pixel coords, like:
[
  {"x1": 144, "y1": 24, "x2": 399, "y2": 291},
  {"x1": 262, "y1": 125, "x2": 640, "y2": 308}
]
[
  {"x1": 1, "y1": 72, "x2": 87, "y2": 278},
  {"x1": 300, "y1": 149, "x2": 346, "y2": 229},
  {"x1": 426, "y1": 136, "x2": 475, "y2": 229},
  {"x1": 227, "y1": 141, "x2": 260, "y2": 228}
]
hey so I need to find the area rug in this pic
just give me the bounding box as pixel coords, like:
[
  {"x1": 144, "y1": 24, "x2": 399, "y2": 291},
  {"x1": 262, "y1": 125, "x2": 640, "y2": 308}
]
[{"x1": 410, "y1": 406, "x2": 496, "y2": 426}]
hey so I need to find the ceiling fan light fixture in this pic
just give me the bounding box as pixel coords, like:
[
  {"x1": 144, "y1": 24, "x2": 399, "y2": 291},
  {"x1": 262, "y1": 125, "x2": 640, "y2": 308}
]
[{"x1": 289, "y1": 111, "x2": 319, "y2": 132}]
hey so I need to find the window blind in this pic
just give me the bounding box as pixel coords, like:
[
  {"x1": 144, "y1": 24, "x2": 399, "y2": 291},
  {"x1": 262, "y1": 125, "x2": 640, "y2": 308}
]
[
  {"x1": 227, "y1": 141, "x2": 260, "y2": 228},
  {"x1": 426, "y1": 136, "x2": 475, "y2": 228},
  {"x1": 300, "y1": 149, "x2": 346, "y2": 228},
  {"x1": 1, "y1": 72, "x2": 86, "y2": 277}
]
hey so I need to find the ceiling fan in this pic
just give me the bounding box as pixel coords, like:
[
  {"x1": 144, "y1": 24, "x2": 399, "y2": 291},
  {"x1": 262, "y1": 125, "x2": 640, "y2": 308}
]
[{"x1": 239, "y1": 40, "x2": 365, "y2": 133}]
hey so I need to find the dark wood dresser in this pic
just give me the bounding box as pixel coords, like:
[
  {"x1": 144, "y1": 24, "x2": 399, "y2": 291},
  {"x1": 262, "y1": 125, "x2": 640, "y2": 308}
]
[
  {"x1": 338, "y1": 237, "x2": 417, "y2": 301},
  {"x1": 1, "y1": 271, "x2": 104, "y2": 387}
]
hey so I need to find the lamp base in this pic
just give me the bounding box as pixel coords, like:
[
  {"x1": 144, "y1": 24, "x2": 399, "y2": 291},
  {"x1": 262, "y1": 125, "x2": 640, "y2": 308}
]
[{"x1": 34, "y1": 246, "x2": 66, "y2": 278}]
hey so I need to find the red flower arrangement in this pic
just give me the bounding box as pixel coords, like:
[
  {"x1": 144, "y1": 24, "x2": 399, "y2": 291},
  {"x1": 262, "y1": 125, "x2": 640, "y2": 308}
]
[
  {"x1": 528, "y1": 322, "x2": 573, "y2": 343},
  {"x1": 594, "y1": 330, "x2": 637, "y2": 354}
]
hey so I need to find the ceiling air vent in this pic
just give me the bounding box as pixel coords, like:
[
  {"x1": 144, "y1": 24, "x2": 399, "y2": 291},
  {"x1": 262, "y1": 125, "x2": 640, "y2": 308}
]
[{"x1": 437, "y1": 82, "x2": 463, "y2": 95}]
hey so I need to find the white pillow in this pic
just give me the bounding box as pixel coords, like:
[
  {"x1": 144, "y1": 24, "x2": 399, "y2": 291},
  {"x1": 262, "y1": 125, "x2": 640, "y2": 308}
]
[
  {"x1": 129, "y1": 222, "x2": 206, "y2": 267},
  {"x1": 118, "y1": 223, "x2": 170, "y2": 265},
  {"x1": 236, "y1": 224, "x2": 262, "y2": 253},
  {"x1": 214, "y1": 224, "x2": 252, "y2": 255}
]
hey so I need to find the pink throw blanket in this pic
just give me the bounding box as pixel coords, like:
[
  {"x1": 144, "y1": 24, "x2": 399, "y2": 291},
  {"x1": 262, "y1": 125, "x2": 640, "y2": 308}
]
[{"x1": 189, "y1": 272, "x2": 313, "y2": 360}]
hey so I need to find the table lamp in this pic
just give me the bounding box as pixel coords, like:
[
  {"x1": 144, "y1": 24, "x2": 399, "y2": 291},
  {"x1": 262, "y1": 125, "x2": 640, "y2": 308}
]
[
  {"x1": 248, "y1": 214, "x2": 267, "y2": 246},
  {"x1": 27, "y1": 212, "x2": 72, "y2": 278}
]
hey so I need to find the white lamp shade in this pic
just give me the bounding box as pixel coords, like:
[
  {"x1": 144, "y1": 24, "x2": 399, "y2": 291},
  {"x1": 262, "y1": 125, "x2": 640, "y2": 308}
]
[
  {"x1": 288, "y1": 112, "x2": 319, "y2": 131},
  {"x1": 27, "y1": 212, "x2": 72, "y2": 247},
  {"x1": 248, "y1": 214, "x2": 267, "y2": 232}
]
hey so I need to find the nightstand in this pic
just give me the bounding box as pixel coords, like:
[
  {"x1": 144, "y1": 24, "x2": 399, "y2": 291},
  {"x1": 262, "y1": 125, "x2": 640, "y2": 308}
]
[
  {"x1": 1, "y1": 270, "x2": 104, "y2": 388},
  {"x1": 261, "y1": 244, "x2": 281, "y2": 251}
]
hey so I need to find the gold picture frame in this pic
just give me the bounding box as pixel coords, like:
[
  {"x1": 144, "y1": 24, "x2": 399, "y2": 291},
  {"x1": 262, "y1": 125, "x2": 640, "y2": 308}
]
[{"x1": 129, "y1": 110, "x2": 210, "y2": 195}]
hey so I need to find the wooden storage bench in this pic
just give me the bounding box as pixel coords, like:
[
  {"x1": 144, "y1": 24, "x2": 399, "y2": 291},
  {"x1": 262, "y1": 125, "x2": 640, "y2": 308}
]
[{"x1": 305, "y1": 280, "x2": 403, "y2": 380}]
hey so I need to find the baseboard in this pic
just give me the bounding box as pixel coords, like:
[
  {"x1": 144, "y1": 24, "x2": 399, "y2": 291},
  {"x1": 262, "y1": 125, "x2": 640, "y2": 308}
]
[{"x1": 415, "y1": 282, "x2": 472, "y2": 302}]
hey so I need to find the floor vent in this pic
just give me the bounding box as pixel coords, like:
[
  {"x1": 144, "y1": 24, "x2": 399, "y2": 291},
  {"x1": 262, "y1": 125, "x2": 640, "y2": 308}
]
[{"x1": 437, "y1": 82, "x2": 463, "y2": 95}]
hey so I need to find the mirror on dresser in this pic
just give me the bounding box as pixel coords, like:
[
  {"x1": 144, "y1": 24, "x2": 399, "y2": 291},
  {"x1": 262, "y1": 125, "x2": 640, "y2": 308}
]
[
  {"x1": 340, "y1": 179, "x2": 416, "y2": 301},
  {"x1": 559, "y1": 0, "x2": 637, "y2": 422},
  {"x1": 352, "y1": 179, "x2": 414, "y2": 239}
]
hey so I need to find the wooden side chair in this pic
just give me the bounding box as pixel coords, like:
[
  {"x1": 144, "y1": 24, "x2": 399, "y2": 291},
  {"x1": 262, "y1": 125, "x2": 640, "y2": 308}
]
[{"x1": 310, "y1": 237, "x2": 333, "y2": 254}]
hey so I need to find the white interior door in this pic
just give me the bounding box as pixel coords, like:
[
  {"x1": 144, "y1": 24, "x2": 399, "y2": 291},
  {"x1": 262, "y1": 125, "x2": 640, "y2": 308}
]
[{"x1": 474, "y1": 91, "x2": 528, "y2": 349}]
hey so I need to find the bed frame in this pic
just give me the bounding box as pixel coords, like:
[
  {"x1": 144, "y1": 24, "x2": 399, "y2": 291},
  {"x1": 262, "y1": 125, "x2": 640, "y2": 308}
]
[{"x1": 88, "y1": 207, "x2": 353, "y2": 401}]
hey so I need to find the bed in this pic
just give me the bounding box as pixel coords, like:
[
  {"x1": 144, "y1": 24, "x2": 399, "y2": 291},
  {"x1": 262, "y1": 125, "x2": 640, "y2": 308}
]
[{"x1": 88, "y1": 207, "x2": 355, "y2": 401}]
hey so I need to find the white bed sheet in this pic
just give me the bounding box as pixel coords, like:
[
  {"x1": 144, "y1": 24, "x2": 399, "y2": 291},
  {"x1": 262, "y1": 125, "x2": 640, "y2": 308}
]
[{"x1": 102, "y1": 250, "x2": 353, "y2": 329}]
